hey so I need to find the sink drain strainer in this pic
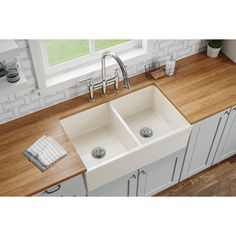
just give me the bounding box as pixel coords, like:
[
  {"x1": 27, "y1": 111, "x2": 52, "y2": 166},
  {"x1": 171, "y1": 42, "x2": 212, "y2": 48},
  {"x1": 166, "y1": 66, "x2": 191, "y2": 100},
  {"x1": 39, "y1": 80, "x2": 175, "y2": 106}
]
[
  {"x1": 91, "y1": 147, "x2": 106, "y2": 159},
  {"x1": 139, "y1": 127, "x2": 153, "y2": 138}
]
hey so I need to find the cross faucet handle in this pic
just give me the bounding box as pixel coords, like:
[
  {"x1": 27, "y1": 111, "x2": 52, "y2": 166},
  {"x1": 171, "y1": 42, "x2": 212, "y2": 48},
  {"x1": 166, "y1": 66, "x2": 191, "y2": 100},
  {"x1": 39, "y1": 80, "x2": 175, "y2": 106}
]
[
  {"x1": 88, "y1": 77, "x2": 96, "y2": 102},
  {"x1": 113, "y1": 69, "x2": 120, "y2": 93},
  {"x1": 88, "y1": 78, "x2": 94, "y2": 86}
]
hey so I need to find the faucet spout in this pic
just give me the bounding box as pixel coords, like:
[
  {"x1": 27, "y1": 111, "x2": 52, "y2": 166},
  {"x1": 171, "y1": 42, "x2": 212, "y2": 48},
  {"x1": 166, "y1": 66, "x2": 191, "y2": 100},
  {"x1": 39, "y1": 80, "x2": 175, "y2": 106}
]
[{"x1": 101, "y1": 51, "x2": 131, "y2": 90}]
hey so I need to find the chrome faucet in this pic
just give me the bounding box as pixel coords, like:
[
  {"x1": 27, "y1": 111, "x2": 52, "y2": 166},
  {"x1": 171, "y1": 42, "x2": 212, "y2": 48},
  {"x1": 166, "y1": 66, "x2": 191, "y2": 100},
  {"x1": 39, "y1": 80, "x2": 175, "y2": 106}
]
[
  {"x1": 88, "y1": 51, "x2": 131, "y2": 101},
  {"x1": 101, "y1": 51, "x2": 131, "y2": 96}
]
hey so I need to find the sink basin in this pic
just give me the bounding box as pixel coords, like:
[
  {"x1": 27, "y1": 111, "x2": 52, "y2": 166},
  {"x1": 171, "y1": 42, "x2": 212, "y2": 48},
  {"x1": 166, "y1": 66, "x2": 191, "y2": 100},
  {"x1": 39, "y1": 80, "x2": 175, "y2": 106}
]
[
  {"x1": 60, "y1": 103, "x2": 139, "y2": 169},
  {"x1": 110, "y1": 86, "x2": 188, "y2": 144},
  {"x1": 60, "y1": 85, "x2": 192, "y2": 192}
]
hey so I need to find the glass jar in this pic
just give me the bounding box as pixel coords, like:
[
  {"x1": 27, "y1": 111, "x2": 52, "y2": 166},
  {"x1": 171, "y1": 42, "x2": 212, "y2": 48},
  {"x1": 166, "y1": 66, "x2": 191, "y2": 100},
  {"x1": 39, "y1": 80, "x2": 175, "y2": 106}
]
[
  {"x1": 0, "y1": 62, "x2": 6, "y2": 78},
  {"x1": 4, "y1": 59, "x2": 20, "y2": 83}
]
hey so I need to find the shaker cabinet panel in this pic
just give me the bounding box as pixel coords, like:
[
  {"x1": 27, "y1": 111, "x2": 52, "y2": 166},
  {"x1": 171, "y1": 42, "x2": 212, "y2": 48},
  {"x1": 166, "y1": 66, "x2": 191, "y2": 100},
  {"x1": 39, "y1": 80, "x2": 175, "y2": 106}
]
[
  {"x1": 180, "y1": 109, "x2": 230, "y2": 180},
  {"x1": 137, "y1": 149, "x2": 185, "y2": 196},
  {"x1": 213, "y1": 106, "x2": 236, "y2": 164},
  {"x1": 87, "y1": 171, "x2": 138, "y2": 196}
]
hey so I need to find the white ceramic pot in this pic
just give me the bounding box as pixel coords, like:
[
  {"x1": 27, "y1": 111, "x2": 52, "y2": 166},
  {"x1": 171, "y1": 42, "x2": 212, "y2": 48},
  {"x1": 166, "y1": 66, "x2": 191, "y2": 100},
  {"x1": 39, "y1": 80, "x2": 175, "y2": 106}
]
[{"x1": 207, "y1": 45, "x2": 221, "y2": 58}]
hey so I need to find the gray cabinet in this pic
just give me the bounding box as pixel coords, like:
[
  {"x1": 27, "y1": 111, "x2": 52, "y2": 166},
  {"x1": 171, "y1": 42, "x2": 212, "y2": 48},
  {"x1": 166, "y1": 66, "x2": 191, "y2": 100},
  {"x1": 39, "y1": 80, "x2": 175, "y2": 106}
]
[
  {"x1": 36, "y1": 175, "x2": 87, "y2": 197},
  {"x1": 213, "y1": 106, "x2": 236, "y2": 164},
  {"x1": 87, "y1": 171, "x2": 137, "y2": 196},
  {"x1": 137, "y1": 149, "x2": 185, "y2": 196},
  {"x1": 180, "y1": 109, "x2": 230, "y2": 180},
  {"x1": 87, "y1": 149, "x2": 185, "y2": 196}
]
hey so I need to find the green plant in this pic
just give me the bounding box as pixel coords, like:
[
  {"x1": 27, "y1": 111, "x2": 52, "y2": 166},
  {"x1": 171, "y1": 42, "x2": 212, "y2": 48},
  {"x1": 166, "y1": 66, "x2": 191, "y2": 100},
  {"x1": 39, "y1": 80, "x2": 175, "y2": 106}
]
[{"x1": 208, "y1": 40, "x2": 222, "y2": 48}]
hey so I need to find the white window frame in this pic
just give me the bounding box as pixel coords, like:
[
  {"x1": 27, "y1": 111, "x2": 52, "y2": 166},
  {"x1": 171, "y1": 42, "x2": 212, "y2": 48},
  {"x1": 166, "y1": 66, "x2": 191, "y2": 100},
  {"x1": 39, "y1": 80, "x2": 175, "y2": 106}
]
[{"x1": 29, "y1": 40, "x2": 149, "y2": 91}]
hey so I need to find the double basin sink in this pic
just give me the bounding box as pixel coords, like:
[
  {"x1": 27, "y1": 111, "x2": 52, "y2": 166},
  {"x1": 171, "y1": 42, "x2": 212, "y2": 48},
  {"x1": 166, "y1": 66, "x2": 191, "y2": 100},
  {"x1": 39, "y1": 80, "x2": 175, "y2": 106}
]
[{"x1": 60, "y1": 86, "x2": 192, "y2": 191}]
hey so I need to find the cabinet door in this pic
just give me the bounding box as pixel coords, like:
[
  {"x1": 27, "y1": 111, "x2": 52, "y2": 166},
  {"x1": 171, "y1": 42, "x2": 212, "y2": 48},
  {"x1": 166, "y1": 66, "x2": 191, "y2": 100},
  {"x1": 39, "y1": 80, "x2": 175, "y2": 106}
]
[
  {"x1": 213, "y1": 106, "x2": 236, "y2": 164},
  {"x1": 36, "y1": 175, "x2": 87, "y2": 197},
  {"x1": 180, "y1": 109, "x2": 230, "y2": 180},
  {"x1": 87, "y1": 171, "x2": 138, "y2": 196},
  {"x1": 137, "y1": 149, "x2": 185, "y2": 196}
]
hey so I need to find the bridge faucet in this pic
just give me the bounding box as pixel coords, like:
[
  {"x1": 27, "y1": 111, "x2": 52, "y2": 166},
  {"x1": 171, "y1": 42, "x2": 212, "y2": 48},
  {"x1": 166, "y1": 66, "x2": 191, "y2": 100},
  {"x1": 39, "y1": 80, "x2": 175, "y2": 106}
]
[{"x1": 101, "y1": 51, "x2": 131, "y2": 96}]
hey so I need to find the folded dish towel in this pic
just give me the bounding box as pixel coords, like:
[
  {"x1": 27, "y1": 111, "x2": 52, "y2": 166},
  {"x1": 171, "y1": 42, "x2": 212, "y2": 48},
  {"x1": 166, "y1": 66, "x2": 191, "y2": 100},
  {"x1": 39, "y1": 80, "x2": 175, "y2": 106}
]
[{"x1": 22, "y1": 135, "x2": 67, "y2": 172}]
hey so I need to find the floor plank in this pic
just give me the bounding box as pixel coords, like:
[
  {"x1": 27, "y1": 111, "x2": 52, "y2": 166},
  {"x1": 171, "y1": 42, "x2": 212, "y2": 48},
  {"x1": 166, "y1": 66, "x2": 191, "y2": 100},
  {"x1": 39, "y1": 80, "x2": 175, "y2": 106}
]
[{"x1": 156, "y1": 154, "x2": 236, "y2": 196}]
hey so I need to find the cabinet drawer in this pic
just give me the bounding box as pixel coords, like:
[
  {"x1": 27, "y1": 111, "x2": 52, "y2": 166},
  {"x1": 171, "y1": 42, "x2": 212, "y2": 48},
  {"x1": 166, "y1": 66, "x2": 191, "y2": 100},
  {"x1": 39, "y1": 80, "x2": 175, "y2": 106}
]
[{"x1": 35, "y1": 175, "x2": 86, "y2": 197}]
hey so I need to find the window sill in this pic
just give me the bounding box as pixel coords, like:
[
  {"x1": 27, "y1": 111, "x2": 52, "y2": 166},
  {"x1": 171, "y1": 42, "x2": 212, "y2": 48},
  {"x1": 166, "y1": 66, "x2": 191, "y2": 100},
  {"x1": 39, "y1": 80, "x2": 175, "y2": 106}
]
[{"x1": 42, "y1": 48, "x2": 149, "y2": 94}]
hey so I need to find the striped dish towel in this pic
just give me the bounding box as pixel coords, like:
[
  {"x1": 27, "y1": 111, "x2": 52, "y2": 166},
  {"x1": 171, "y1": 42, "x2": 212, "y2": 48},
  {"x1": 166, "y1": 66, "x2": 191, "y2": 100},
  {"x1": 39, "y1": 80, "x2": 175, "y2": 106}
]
[{"x1": 22, "y1": 135, "x2": 67, "y2": 172}]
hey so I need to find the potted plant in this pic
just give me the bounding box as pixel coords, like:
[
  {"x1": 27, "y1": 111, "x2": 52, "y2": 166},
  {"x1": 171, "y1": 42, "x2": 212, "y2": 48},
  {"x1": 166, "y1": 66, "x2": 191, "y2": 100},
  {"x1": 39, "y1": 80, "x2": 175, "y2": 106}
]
[{"x1": 207, "y1": 40, "x2": 222, "y2": 58}]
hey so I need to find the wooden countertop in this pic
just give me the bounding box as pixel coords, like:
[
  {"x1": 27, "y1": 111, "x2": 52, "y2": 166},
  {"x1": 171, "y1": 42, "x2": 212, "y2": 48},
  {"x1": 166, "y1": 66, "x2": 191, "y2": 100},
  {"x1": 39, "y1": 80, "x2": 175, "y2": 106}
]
[
  {"x1": 154, "y1": 52, "x2": 236, "y2": 123},
  {"x1": 0, "y1": 52, "x2": 235, "y2": 196}
]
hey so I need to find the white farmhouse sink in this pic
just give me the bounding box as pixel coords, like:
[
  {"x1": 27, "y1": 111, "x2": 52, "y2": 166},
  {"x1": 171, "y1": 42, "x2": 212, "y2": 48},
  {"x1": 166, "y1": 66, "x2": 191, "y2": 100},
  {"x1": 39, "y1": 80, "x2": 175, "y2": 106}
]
[
  {"x1": 111, "y1": 86, "x2": 188, "y2": 144},
  {"x1": 60, "y1": 86, "x2": 192, "y2": 192},
  {"x1": 60, "y1": 103, "x2": 139, "y2": 169}
]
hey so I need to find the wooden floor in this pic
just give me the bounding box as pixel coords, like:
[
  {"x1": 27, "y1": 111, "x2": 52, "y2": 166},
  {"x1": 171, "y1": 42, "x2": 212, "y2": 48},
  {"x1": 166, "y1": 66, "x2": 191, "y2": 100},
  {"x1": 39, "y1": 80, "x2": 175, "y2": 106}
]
[{"x1": 156, "y1": 154, "x2": 236, "y2": 196}]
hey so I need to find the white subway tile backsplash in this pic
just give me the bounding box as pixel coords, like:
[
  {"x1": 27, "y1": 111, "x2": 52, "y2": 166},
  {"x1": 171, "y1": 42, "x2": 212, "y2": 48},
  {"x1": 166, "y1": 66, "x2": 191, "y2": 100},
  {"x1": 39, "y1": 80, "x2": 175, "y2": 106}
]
[
  {"x1": 188, "y1": 40, "x2": 201, "y2": 46},
  {"x1": 168, "y1": 43, "x2": 184, "y2": 54},
  {"x1": 176, "y1": 47, "x2": 192, "y2": 59},
  {"x1": 64, "y1": 89, "x2": 70, "y2": 99},
  {"x1": 3, "y1": 98, "x2": 24, "y2": 110},
  {"x1": 8, "y1": 94, "x2": 16, "y2": 102},
  {"x1": 0, "y1": 39, "x2": 207, "y2": 125},
  {"x1": 24, "y1": 95, "x2": 31, "y2": 104},
  {"x1": 183, "y1": 41, "x2": 189, "y2": 48},
  {"x1": 155, "y1": 49, "x2": 164, "y2": 58},
  {"x1": 20, "y1": 101, "x2": 40, "y2": 113},
  {"x1": 13, "y1": 107, "x2": 20, "y2": 116},
  {"x1": 68, "y1": 86, "x2": 78, "y2": 97},
  {"x1": 0, "y1": 110, "x2": 14, "y2": 121},
  {"x1": 174, "y1": 40, "x2": 183, "y2": 45},
  {"x1": 15, "y1": 88, "x2": 31, "y2": 98},
  {"x1": 159, "y1": 40, "x2": 174, "y2": 49},
  {"x1": 39, "y1": 98, "x2": 46, "y2": 107},
  {"x1": 30, "y1": 92, "x2": 40, "y2": 101},
  {"x1": 45, "y1": 93, "x2": 65, "y2": 104},
  {"x1": 0, "y1": 105, "x2": 4, "y2": 114},
  {"x1": 0, "y1": 96, "x2": 8, "y2": 103}
]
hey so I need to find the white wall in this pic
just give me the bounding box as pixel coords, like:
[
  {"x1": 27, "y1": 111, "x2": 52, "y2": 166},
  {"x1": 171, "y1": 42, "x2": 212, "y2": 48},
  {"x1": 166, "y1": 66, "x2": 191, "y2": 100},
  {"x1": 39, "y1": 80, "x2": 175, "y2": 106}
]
[
  {"x1": 222, "y1": 40, "x2": 236, "y2": 63},
  {"x1": 0, "y1": 40, "x2": 207, "y2": 125}
]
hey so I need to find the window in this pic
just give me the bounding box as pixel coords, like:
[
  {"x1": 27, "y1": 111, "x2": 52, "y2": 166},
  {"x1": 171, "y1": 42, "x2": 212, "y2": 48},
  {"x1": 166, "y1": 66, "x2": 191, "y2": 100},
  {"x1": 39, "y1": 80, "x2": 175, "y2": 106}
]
[
  {"x1": 29, "y1": 39, "x2": 144, "y2": 89},
  {"x1": 45, "y1": 40, "x2": 131, "y2": 66}
]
